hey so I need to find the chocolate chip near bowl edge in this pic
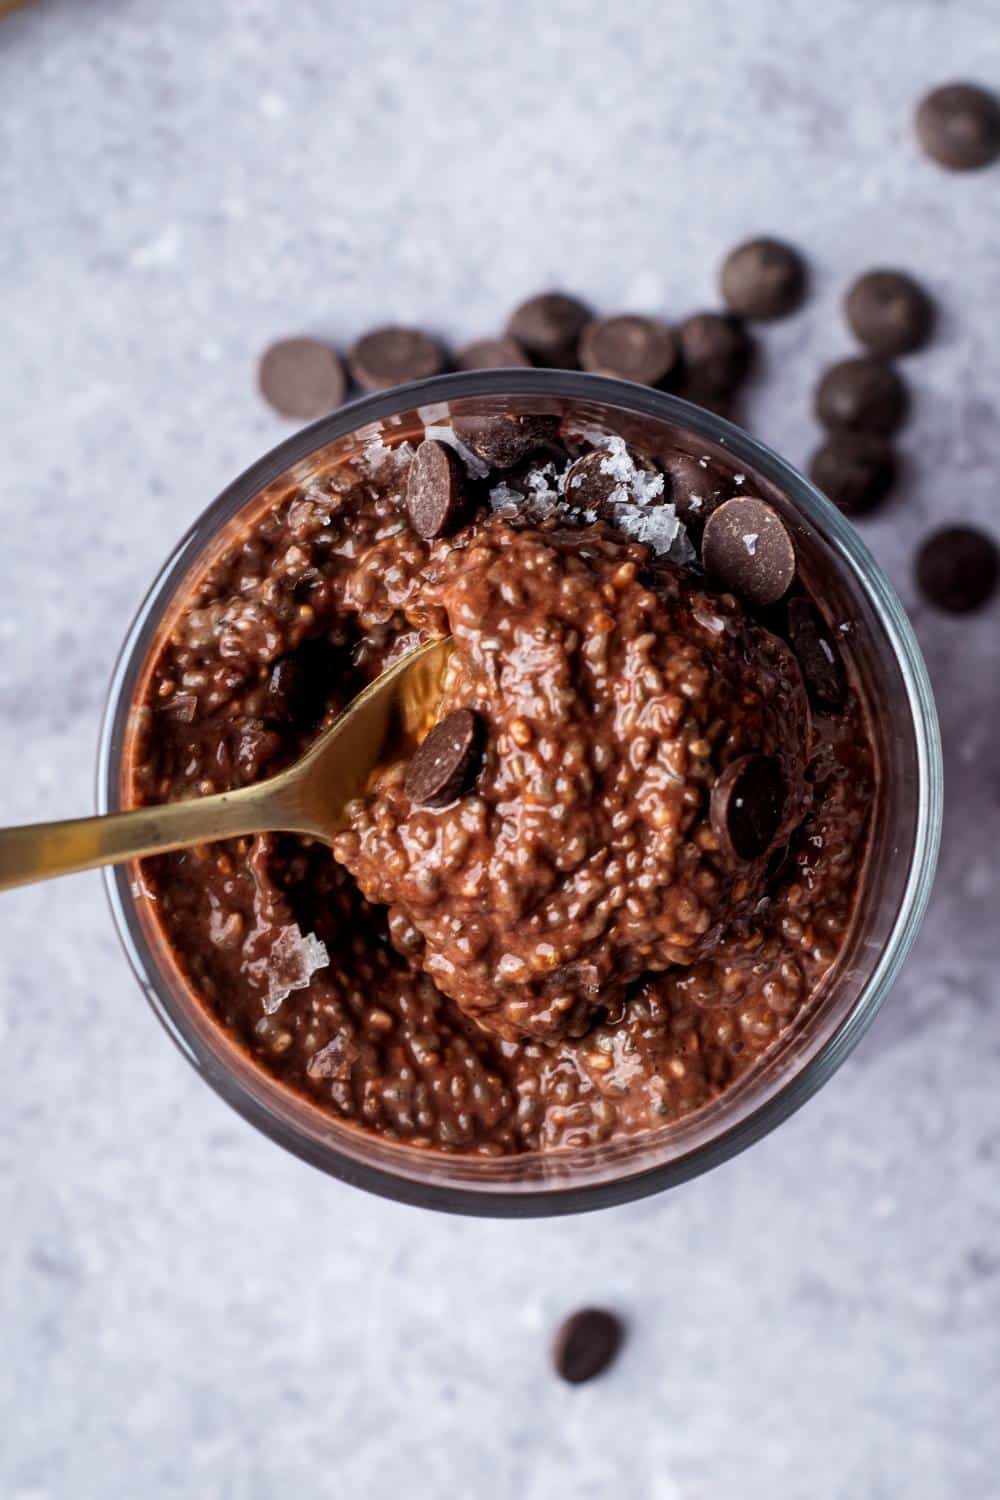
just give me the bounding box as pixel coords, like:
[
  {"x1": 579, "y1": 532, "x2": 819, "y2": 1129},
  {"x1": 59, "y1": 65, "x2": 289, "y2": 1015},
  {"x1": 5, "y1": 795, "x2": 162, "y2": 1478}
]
[
  {"x1": 506, "y1": 291, "x2": 590, "y2": 367},
  {"x1": 552, "y1": 1309, "x2": 624, "y2": 1385},
  {"x1": 404, "y1": 708, "x2": 484, "y2": 808},
  {"x1": 562, "y1": 444, "x2": 661, "y2": 511},
  {"x1": 455, "y1": 336, "x2": 531, "y2": 371},
  {"x1": 720, "y1": 237, "x2": 806, "y2": 321},
  {"x1": 661, "y1": 450, "x2": 727, "y2": 528},
  {"x1": 711, "y1": 753, "x2": 786, "y2": 862},
  {"x1": 809, "y1": 434, "x2": 896, "y2": 516},
  {"x1": 786, "y1": 597, "x2": 847, "y2": 711},
  {"x1": 257, "y1": 337, "x2": 346, "y2": 420},
  {"x1": 406, "y1": 439, "x2": 467, "y2": 540},
  {"x1": 915, "y1": 525, "x2": 999, "y2": 614},
  {"x1": 702, "y1": 496, "x2": 796, "y2": 608},
  {"x1": 450, "y1": 412, "x2": 560, "y2": 469},
  {"x1": 844, "y1": 270, "x2": 933, "y2": 357},
  {"x1": 578, "y1": 314, "x2": 678, "y2": 386},
  {"x1": 814, "y1": 357, "x2": 908, "y2": 438},
  {"x1": 916, "y1": 82, "x2": 1000, "y2": 171},
  {"x1": 347, "y1": 326, "x2": 445, "y2": 392},
  {"x1": 677, "y1": 311, "x2": 753, "y2": 394}
]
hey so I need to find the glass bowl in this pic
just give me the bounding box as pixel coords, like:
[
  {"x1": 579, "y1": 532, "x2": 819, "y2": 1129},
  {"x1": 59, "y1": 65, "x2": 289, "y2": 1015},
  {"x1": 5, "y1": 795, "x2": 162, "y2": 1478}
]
[{"x1": 98, "y1": 370, "x2": 942, "y2": 1216}]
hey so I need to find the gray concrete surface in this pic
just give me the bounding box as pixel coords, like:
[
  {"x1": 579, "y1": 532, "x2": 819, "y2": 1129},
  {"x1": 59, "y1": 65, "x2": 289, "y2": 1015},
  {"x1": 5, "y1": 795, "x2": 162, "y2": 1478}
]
[{"x1": 1, "y1": 2, "x2": 998, "y2": 1496}]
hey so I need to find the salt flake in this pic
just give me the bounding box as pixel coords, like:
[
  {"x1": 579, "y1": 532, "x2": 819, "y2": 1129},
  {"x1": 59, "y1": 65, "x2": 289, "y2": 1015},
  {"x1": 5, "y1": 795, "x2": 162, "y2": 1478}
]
[
  {"x1": 261, "y1": 925, "x2": 329, "y2": 1015},
  {"x1": 742, "y1": 532, "x2": 759, "y2": 556}
]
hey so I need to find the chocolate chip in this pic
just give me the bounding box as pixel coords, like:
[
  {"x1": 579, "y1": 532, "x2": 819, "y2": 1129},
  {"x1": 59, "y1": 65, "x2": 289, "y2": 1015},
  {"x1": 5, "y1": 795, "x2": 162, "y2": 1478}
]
[
  {"x1": 451, "y1": 413, "x2": 560, "y2": 469},
  {"x1": 916, "y1": 82, "x2": 1000, "y2": 171},
  {"x1": 915, "y1": 525, "x2": 999, "y2": 614},
  {"x1": 702, "y1": 497, "x2": 796, "y2": 607},
  {"x1": 711, "y1": 754, "x2": 785, "y2": 862},
  {"x1": 405, "y1": 709, "x2": 484, "y2": 807},
  {"x1": 506, "y1": 292, "x2": 590, "y2": 367},
  {"x1": 347, "y1": 327, "x2": 445, "y2": 392},
  {"x1": 563, "y1": 445, "x2": 659, "y2": 512},
  {"x1": 552, "y1": 1309, "x2": 623, "y2": 1385},
  {"x1": 578, "y1": 315, "x2": 678, "y2": 386},
  {"x1": 661, "y1": 451, "x2": 727, "y2": 530},
  {"x1": 844, "y1": 270, "x2": 934, "y2": 357},
  {"x1": 455, "y1": 337, "x2": 531, "y2": 371},
  {"x1": 268, "y1": 638, "x2": 343, "y2": 727},
  {"x1": 406, "y1": 440, "x2": 468, "y2": 540},
  {"x1": 720, "y1": 238, "x2": 806, "y2": 321},
  {"x1": 677, "y1": 312, "x2": 753, "y2": 395},
  {"x1": 814, "y1": 357, "x2": 907, "y2": 438},
  {"x1": 786, "y1": 598, "x2": 847, "y2": 711},
  {"x1": 257, "y1": 338, "x2": 346, "y2": 420},
  {"x1": 809, "y1": 434, "x2": 896, "y2": 516}
]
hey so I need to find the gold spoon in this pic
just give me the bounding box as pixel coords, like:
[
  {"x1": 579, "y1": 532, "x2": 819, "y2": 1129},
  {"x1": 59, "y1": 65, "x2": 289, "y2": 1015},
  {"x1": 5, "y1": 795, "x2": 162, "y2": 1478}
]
[{"x1": 0, "y1": 637, "x2": 453, "y2": 893}]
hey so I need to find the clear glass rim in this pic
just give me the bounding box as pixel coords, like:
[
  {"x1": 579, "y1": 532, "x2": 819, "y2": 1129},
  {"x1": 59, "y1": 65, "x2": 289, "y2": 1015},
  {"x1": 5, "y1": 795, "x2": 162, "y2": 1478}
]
[{"x1": 97, "y1": 370, "x2": 943, "y2": 1217}]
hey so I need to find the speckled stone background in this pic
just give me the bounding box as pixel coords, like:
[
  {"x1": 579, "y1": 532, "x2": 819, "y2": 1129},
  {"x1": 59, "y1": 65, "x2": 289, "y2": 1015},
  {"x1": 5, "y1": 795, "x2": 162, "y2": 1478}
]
[{"x1": 1, "y1": 2, "x2": 998, "y2": 1496}]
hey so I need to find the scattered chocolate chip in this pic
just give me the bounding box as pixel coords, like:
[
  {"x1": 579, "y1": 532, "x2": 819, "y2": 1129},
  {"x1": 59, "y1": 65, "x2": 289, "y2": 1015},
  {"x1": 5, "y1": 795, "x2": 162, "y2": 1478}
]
[
  {"x1": 552, "y1": 1309, "x2": 624, "y2": 1385},
  {"x1": 915, "y1": 525, "x2": 999, "y2": 613},
  {"x1": 406, "y1": 439, "x2": 468, "y2": 540},
  {"x1": 677, "y1": 312, "x2": 753, "y2": 394},
  {"x1": 809, "y1": 434, "x2": 896, "y2": 516},
  {"x1": 268, "y1": 638, "x2": 343, "y2": 727},
  {"x1": 844, "y1": 270, "x2": 934, "y2": 357},
  {"x1": 720, "y1": 238, "x2": 806, "y2": 321},
  {"x1": 578, "y1": 315, "x2": 678, "y2": 386},
  {"x1": 661, "y1": 451, "x2": 726, "y2": 529},
  {"x1": 702, "y1": 497, "x2": 796, "y2": 607},
  {"x1": 711, "y1": 754, "x2": 785, "y2": 862},
  {"x1": 451, "y1": 413, "x2": 560, "y2": 469},
  {"x1": 257, "y1": 338, "x2": 346, "y2": 420},
  {"x1": 786, "y1": 598, "x2": 847, "y2": 711},
  {"x1": 455, "y1": 336, "x2": 531, "y2": 371},
  {"x1": 916, "y1": 82, "x2": 1000, "y2": 171},
  {"x1": 506, "y1": 292, "x2": 591, "y2": 367},
  {"x1": 405, "y1": 709, "x2": 484, "y2": 807},
  {"x1": 563, "y1": 445, "x2": 660, "y2": 512},
  {"x1": 347, "y1": 327, "x2": 445, "y2": 392},
  {"x1": 814, "y1": 357, "x2": 907, "y2": 438}
]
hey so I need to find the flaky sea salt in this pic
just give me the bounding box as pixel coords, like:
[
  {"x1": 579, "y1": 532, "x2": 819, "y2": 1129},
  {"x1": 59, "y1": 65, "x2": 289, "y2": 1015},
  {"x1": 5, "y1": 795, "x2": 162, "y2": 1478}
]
[
  {"x1": 597, "y1": 436, "x2": 665, "y2": 506},
  {"x1": 742, "y1": 532, "x2": 759, "y2": 556},
  {"x1": 425, "y1": 424, "x2": 490, "y2": 478},
  {"x1": 819, "y1": 638, "x2": 835, "y2": 663},
  {"x1": 261, "y1": 925, "x2": 329, "y2": 1015},
  {"x1": 362, "y1": 436, "x2": 415, "y2": 475}
]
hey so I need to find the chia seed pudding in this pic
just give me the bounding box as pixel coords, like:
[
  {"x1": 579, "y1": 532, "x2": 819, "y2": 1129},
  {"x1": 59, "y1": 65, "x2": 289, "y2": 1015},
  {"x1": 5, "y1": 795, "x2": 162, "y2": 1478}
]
[{"x1": 127, "y1": 411, "x2": 877, "y2": 1157}]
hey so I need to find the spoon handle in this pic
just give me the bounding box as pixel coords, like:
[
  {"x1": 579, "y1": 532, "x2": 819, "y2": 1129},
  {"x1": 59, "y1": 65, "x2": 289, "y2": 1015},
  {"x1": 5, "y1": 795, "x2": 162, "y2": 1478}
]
[{"x1": 0, "y1": 785, "x2": 275, "y2": 893}]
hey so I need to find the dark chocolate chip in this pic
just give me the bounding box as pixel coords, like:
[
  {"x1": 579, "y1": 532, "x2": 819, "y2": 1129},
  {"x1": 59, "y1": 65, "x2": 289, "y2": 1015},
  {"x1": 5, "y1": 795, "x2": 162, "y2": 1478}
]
[
  {"x1": 563, "y1": 444, "x2": 660, "y2": 512},
  {"x1": 814, "y1": 357, "x2": 907, "y2": 438},
  {"x1": 711, "y1": 754, "x2": 785, "y2": 862},
  {"x1": 720, "y1": 238, "x2": 806, "y2": 321},
  {"x1": 406, "y1": 439, "x2": 467, "y2": 540},
  {"x1": 915, "y1": 525, "x2": 999, "y2": 614},
  {"x1": 451, "y1": 413, "x2": 560, "y2": 469},
  {"x1": 844, "y1": 270, "x2": 934, "y2": 357},
  {"x1": 347, "y1": 327, "x2": 445, "y2": 392},
  {"x1": 268, "y1": 638, "x2": 343, "y2": 727},
  {"x1": 786, "y1": 598, "x2": 847, "y2": 711},
  {"x1": 809, "y1": 434, "x2": 896, "y2": 516},
  {"x1": 702, "y1": 497, "x2": 796, "y2": 607},
  {"x1": 552, "y1": 1309, "x2": 624, "y2": 1385},
  {"x1": 257, "y1": 338, "x2": 346, "y2": 420},
  {"x1": 405, "y1": 709, "x2": 484, "y2": 807},
  {"x1": 677, "y1": 312, "x2": 753, "y2": 394},
  {"x1": 455, "y1": 336, "x2": 531, "y2": 371},
  {"x1": 661, "y1": 451, "x2": 727, "y2": 530},
  {"x1": 578, "y1": 315, "x2": 678, "y2": 386},
  {"x1": 916, "y1": 82, "x2": 1000, "y2": 171},
  {"x1": 506, "y1": 292, "x2": 591, "y2": 367}
]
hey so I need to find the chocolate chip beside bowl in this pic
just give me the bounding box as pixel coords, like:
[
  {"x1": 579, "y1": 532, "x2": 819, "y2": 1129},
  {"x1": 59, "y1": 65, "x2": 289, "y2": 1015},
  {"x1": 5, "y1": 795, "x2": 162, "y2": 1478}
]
[
  {"x1": 786, "y1": 598, "x2": 847, "y2": 711},
  {"x1": 702, "y1": 497, "x2": 796, "y2": 608},
  {"x1": 257, "y1": 337, "x2": 346, "y2": 420},
  {"x1": 578, "y1": 315, "x2": 678, "y2": 386},
  {"x1": 915, "y1": 82, "x2": 1000, "y2": 171},
  {"x1": 814, "y1": 357, "x2": 908, "y2": 438},
  {"x1": 552, "y1": 1309, "x2": 624, "y2": 1385},
  {"x1": 809, "y1": 434, "x2": 896, "y2": 516},
  {"x1": 405, "y1": 709, "x2": 484, "y2": 807},
  {"x1": 720, "y1": 237, "x2": 806, "y2": 321},
  {"x1": 506, "y1": 292, "x2": 591, "y2": 367},
  {"x1": 347, "y1": 326, "x2": 445, "y2": 392},
  {"x1": 915, "y1": 525, "x2": 999, "y2": 613},
  {"x1": 406, "y1": 440, "x2": 468, "y2": 540},
  {"x1": 455, "y1": 336, "x2": 531, "y2": 371},
  {"x1": 451, "y1": 412, "x2": 560, "y2": 469},
  {"x1": 677, "y1": 312, "x2": 753, "y2": 395},
  {"x1": 844, "y1": 270, "x2": 933, "y2": 357},
  {"x1": 711, "y1": 754, "x2": 785, "y2": 862}
]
